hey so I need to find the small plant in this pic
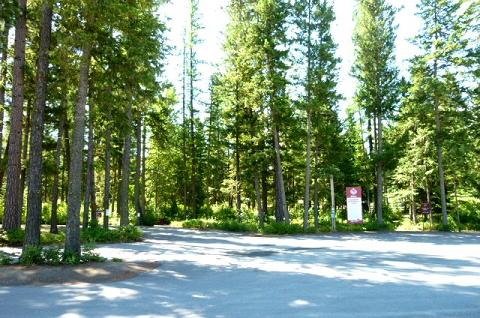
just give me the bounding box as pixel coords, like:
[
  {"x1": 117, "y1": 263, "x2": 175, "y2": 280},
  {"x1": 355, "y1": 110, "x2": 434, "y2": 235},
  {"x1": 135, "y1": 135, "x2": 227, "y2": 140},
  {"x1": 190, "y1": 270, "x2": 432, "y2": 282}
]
[
  {"x1": 262, "y1": 222, "x2": 303, "y2": 235},
  {"x1": 0, "y1": 229, "x2": 26, "y2": 246},
  {"x1": 81, "y1": 243, "x2": 106, "y2": 263},
  {"x1": 0, "y1": 252, "x2": 13, "y2": 265},
  {"x1": 63, "y1": 250, "x2": 81, "y2": 265},
  {"x1": 20, "y1": 246, "x2": 44, "y2": 265},
  {"x1": 111, "y1": 257, "x2": 123, "y2": 262},
  {"x1": 42, "y1": 247, "x2": 63, "y2": 265}
]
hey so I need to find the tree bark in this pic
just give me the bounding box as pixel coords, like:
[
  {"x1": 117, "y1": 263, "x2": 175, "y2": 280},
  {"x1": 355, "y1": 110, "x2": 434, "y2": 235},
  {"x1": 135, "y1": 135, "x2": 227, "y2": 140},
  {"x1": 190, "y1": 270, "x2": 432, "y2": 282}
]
[
  {"x1": 273, "y1": 124, "x2": 289, "y2": 223},
  {"x1": 3, "y1": 0, "x2": 28, "y2": 231},
  {"x1": 134, "y1": 114, "x2": 142, "y2": 224},
  {"x1": 254, "y1": 173, "x2": 263, "y2": 228},
  {"x1": 313, "y1": 141, "x2": 319, "y2": 229},
  {"x1": 0, "y1": 27, "x2": 8, "y2": 172},
  {"x1": 50, "y1": 112, "x2": 65, "y2": 234},
  {"x1": 83, "y1": 104, "x2": 95, "y2": 228},
  {"x1": 24, "y1": 1, "x2": 52, "y2": 247},
  {"x1": 103, "y1": 123, "x2": 111, "y2": 229},
  {"x1": 119, "y1": 99, "x2": 132, "y2": 226},
  {"x1": 376, "y1": 112, "x2": 384, "y2": 225},
  {"x1": 64, "y1": 42, "x2": 92, "y2": 257},
  {"x1": 304, "y1": 110, "x2": 312, "y2": 230}
]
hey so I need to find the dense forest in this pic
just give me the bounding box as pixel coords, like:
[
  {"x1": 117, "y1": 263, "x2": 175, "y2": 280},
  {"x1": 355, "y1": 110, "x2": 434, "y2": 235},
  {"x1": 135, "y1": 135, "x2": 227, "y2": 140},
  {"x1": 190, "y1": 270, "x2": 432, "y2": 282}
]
[{"x1": 0, "y1": 0, "x2": 479, "y2": 257}]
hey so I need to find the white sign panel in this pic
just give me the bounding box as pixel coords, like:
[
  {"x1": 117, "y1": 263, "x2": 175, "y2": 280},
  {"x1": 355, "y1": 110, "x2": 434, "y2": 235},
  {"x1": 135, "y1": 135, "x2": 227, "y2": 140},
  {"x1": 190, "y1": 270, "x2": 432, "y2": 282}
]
[{"x1": 346, "y1": 187, "x2": 363, "y2": 224}]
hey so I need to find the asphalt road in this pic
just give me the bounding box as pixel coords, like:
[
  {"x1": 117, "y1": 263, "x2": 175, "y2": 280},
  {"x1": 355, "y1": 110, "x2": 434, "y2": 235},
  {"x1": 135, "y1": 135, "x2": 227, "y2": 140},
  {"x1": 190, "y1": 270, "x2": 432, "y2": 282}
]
[{"x1": 1, "y1": 227, "x2": 480, "y2": 318}]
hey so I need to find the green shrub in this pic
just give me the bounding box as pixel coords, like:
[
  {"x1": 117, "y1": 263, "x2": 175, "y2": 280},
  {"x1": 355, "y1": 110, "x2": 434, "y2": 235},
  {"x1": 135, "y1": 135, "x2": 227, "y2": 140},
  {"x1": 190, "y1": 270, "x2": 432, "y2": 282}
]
[
  {"x1": 42, "y1": 247, "x2": 62, "y2": 265},
  {"x1": 212, "y1": 220, "x2": 258, "y2": 232},
  {"x1": 182, "y1": 219, "x2": 209, "y2": 229},
  {"x1": 81, "y1": 243, "x2": 106, "y2": 263},
  {"x1": 117, "y1": 225, "x2": 143, "y2": 242},
  {"x1": 262, "y1": 222, "x2": 304, "y2": 235},
  {"x1": 0, "y1": 229, "x2": 25, "y2": 246},
  {"x1": 142, "y1": 208, "x2": 158, "y2": 226},
  {"x1": 41, "y1": 231, "x2": 65, "y2": 245},
  {"x1": 63, "y1": 250, "x2": 81, "y2": 265},
  {"x1": 0, "y1": 252, "x2": 13, "y2": 265},
  {"x1": 20, "y1": 246, "x2": 44, "y2": 265},
  {"x1": 213, "y1": 206, "x2": 237, "y2": 222}
]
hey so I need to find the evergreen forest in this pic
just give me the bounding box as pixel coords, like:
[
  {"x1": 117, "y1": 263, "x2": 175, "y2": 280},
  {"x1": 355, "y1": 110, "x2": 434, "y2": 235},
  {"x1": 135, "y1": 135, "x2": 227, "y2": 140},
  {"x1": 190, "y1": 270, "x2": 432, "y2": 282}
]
[{"x1": 0, "y1": 0, "x2": 479, "y2": 258}]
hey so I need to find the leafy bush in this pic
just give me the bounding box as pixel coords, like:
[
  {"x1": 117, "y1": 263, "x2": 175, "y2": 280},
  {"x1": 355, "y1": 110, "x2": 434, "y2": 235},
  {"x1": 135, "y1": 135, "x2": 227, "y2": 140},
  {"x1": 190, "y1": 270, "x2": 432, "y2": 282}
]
[
  {"x1": 182, "y1": 219, "x2": 209, "y2": 230},
  {"x1": 0, "y1": 229, "x2": 25, "y2": 246},
  {"x1": 212, "y1": 220, "x2": 258, "y2": 232},
  {"x1": 81, "y1": 223, "x2": 142, "y2": 243},
  {"x1": 20, "y1": 246, "x2": 44, "y2": 265},
  {"x1": 262, "y1": 222, "x2": 304, "y2": 235},
  {"x1": 213, "y1": 206, "x2": 237, "y2": 222},
  {"x1": 42, "y1": 247, "x2": 63, "y2": 265},
  {"x1": 81, "y1": 243, "x2": 106, "y2": 263},
  {"x1": 141, "y1": 208, "x2": 158, "y2": 226},
  {"x1": 0, "y1": 252, "x2": 13, "y2": 265},
  {"x1": 42, "y1": 202, "x2": 68, "y2": 225},
  {"x1": 41, "y1": 231, "x2": 66, "y2": 245}
]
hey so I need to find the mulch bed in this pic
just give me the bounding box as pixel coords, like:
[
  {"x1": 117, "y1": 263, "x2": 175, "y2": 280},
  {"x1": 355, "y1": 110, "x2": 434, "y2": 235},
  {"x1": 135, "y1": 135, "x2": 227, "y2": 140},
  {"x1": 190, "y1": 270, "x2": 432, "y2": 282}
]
[{"x1": 0, "y1": 261, "x2": 160, "y2": 286}]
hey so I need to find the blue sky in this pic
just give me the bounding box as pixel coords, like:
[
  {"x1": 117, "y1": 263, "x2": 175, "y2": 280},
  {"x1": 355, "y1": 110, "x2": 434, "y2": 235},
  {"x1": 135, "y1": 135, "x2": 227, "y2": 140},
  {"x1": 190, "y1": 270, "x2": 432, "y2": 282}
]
[{"x1": 159, "y1": 0, "x2": 422, "y2": 118}]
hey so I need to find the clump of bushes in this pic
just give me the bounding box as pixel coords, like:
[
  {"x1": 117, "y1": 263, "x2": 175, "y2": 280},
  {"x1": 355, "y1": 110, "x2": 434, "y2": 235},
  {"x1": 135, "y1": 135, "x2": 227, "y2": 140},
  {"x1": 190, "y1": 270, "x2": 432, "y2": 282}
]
[
  {"x1": 0, "y1": 252, "x2": 13, "y2": 265},
  {"x1": 19, "y1": 244, "x2": 106, "y2": 266},
  {"x1": 81, "y1": 224, "x2": 143, "y2": 243},
  {"x1": 261, "y1": 222, "x2": 304, "y2": 235},
  {"x1": 0, "y1": 229, "x2": 25, "y2": 246}
]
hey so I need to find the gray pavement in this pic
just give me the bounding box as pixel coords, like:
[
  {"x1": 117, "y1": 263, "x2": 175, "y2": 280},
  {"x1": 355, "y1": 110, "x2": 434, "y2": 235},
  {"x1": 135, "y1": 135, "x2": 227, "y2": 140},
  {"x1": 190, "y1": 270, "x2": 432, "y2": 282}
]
[{"x1": 1, "y1": 226, "x2": 480, "y2": 318}]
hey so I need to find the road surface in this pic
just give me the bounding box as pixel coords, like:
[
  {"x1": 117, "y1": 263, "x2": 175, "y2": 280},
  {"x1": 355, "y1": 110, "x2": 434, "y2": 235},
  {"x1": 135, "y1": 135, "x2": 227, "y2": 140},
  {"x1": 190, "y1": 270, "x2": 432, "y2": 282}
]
[{"x1": 1, "y1": 226, "x2": 480, "y2": 317}]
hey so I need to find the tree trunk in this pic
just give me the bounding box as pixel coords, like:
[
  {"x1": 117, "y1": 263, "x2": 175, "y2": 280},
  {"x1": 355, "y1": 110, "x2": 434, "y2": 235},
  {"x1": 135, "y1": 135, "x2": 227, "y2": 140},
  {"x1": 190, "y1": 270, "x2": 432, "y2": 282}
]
[
  {"x1": 304, "y1": 110, "x2": 312, "y2": 230},
  {"x1": 254, "y1": 173, "x2": 263, "y2": 228},
  {"x1": 63, "y1": 117, "x2": 71, "y2": 203},
  {"x1": 134, "y1": 114, "x2": 142, "y2": 224},
  {"x1": 261, "y1": 170, "x2": 268, "y2": 219},
  {"x1": 51, "y1": 112, "x2": 65, "y2": 234},
  {"x1": 20, "y1": 100, "x2": 31, "y2": 214},
  {"x1": 64, "y1": 42, "x2": 92, "y2": 257},
  {"x1": 3, "y1": 0, "x2": 27, "y2": 231},
  {"x1": 411, "y1": 176, "x2": 416, "y2": 224},
  {"x1": 273, "y1": 124, "x2": 289, "y2": 223},
  {"x1": 24, "y1": 1, "x2": 52, "y2": 247},
  {"x1": 0, "y1": 27, "x2": 8, "y2": 171},
  {"x1": 313, "y1": 142, "x2": 319, "y2": 229},
  {"x1": 330, "y1": 174, "x2": 336, "y2": 232},
  {"x1": 119, "y1": 100, "x2": 132, "y2": 226},
  {"x1": 141, "y1": 119, "x2": 147, "y2": 214},
  {"x1": 376, "y1": 112, "x2": 384, "y2": 225},
  {"x1": 103, "y1": 124, "x2": 111, "y2": 229},
  {"x1": 83, "y1": 105, "x2": 95, "y2": 228}
]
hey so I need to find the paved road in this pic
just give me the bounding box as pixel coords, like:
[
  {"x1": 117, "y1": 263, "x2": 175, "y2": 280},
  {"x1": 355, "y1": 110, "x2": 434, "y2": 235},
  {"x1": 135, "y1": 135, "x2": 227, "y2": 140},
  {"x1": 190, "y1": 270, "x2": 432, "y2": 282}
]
[{"x1": 1, "y1": 227, "x2": 480, "y2": 318}]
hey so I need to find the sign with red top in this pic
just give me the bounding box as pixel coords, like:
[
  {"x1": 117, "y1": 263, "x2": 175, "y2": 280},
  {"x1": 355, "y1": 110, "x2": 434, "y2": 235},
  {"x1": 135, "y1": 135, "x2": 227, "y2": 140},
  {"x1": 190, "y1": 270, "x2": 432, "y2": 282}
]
[{"x1": 346, "y1": 187, "x2": 363, "y2": 224}]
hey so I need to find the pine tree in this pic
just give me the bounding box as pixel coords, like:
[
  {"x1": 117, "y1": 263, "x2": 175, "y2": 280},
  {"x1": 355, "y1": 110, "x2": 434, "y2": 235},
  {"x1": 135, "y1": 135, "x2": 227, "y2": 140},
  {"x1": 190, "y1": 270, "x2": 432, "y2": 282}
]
[{"x1": 352, "y1": 0, "x2": 399, "y2": 225}]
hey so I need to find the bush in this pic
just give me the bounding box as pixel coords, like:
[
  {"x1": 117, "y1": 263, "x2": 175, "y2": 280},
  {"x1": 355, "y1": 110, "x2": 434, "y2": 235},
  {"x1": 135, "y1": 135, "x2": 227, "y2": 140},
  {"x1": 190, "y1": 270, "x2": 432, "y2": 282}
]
[
  {"x1": 142, "y1": 208, "x2": 158, "y2": 226},
  {"x1": 41, "y1": 231, "x2": 65, "y2": 245},
  {"x1": 0, "y1": 229, "x2": 25, "y2": 246},
  {"x1": 213, "y1": 206, "x2": 237, "y2": 222},
  {"x1": 20, "y1": 246, "x2": 44, "y2": 265},
  {"x1": 0, "y1": 252, "x2": 13, "y2": 265},
  {"x1": 262, "y1": 222, "x2": 304, "y2": 235},
  {"x1": 42, "y1": 247, "x2": 63, "y2": 265},
  {"x1": 81, "y1": 243, "x2": 106, "y2": 263},
  {"x1": 182, "y1": 219, "x2": 209, "y2": 230},
  {"x1": 212, "y1": 220, "x2": 258, "y2": 233}
]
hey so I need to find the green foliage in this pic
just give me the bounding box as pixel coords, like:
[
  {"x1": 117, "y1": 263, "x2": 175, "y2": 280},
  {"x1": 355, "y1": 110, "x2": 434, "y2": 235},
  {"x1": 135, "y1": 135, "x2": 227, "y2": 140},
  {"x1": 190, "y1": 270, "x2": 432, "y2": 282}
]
[
  {"x1": 42, "y1": 203, "x2": 68, "y2": 225},
  {"x1": 0, "y1": 229, "x2": 25, "y2": 246},
  {"x1": 40, "y1": 231, "x2": 66, "y2": 245},
  {"x1": 41, "y1": 247, "x2": 63, "y2": 266},
  {"x1": 81, "y1": 225, "x2": 143, "y2": 243},
  {"x1": 141, "y1": 208, "x2": 158, "y2": 227},
  {"x1": 20, "y1": 246, "x2": 44, "y2": 266},
  {"x1": 262, "y1": 222, "x2": 304, "y2": 235},
  {"x1": 81, "y1": 243, "x2": 106, "y2": 263},
  {"x1": 0, "y1": 252, "x2": 13, "y2": 265},
  {"x1": 213, "y1": 206, "x2": 237, "y2": 222}
]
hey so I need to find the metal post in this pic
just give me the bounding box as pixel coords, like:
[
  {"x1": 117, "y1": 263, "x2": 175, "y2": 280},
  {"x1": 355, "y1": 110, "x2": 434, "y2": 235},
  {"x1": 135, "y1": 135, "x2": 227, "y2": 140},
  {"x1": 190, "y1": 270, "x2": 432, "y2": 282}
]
[{"x1": 330, "y1": 175, "x2": 336, "y2": 232}]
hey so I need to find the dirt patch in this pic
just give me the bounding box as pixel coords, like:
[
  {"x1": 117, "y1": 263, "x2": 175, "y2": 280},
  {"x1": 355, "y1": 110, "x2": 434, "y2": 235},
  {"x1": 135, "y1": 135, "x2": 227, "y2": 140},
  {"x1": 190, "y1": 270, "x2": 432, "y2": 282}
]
[{"x1": 0, "y1": 261, "x2": 160, "y2": 286}]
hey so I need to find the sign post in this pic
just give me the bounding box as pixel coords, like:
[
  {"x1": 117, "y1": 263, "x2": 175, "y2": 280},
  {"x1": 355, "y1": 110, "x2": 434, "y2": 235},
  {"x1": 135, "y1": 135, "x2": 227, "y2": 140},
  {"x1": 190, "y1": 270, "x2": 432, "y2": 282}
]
[{"x1": 346, "y1": 187, "x2": 363, "y2": 224}]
